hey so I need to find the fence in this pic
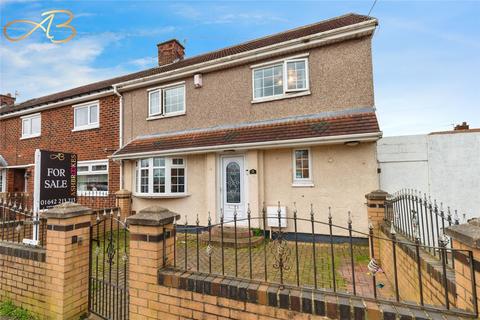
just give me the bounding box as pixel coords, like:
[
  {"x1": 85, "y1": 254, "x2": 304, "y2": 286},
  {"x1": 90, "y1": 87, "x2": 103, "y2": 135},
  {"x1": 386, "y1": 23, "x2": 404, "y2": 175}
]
[
  {"x1": 0, "y1": 196, "x2": 47, "y2": 247},
  {"x1": 164, "y1": 203, "x2": 478, "y2": 317}
]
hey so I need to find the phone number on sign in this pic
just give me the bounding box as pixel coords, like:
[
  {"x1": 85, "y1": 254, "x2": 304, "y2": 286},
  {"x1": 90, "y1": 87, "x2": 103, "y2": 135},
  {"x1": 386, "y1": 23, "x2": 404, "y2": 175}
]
[{"x1": 40, "y1": 197, "x2": 76, "y2": 207}]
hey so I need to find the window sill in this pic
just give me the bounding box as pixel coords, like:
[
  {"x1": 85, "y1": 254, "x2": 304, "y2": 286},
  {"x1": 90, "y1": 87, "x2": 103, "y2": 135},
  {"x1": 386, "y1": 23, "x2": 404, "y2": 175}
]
[
  {"x1": 20, "y1": 134, "x2": 41, "y2": 140},
  {"x1": 251, "y1": 90, "x2": 310, "y2": 104},
  {"x1": 147, "y1": 112, "x2": 186, "y2": 121},
  {"x1": 292, "y1": 182, "x2": 315, "y2": 188},
  {"x1": 72, "y1": 125, "x2": 99, "y2": 132},
  {"x1": 133, "y1": 193, "x2": 190, "y2": 199}
]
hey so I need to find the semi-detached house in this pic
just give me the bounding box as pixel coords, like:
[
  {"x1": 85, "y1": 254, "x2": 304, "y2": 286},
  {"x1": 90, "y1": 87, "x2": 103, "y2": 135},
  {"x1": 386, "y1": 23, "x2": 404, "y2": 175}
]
[{"x1": 0, "y1": 13, "x2": 382, "y2": 234}]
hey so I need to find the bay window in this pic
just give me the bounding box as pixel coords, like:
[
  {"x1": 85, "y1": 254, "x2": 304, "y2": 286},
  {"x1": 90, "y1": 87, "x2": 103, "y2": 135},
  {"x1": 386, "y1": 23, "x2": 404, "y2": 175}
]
[
  {"x1": 252, "y1": 57, "x2": 309, "y2": 100},
  {"x1": 136, "y1": 157, "x2": 186, "y2": 195},
  {"x1": 77, "y1": 160, "x2": 109, "y2": 195}
]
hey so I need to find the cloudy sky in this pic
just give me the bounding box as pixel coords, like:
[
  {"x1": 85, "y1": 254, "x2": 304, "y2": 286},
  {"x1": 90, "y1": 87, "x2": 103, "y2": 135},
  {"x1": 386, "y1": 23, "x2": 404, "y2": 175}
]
[{"x1": 0, "y1": 0, "x2": 478, "y2": 136}]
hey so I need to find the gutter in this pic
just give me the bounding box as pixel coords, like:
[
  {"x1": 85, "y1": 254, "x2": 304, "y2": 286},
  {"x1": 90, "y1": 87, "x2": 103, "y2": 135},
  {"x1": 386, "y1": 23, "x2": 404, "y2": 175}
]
[
  {"x1": 110, "y1": 132, "x2": 382, "y2": 160},
  {"x1": 115, "y1": 20, "x2": 377, "y2": 91}
]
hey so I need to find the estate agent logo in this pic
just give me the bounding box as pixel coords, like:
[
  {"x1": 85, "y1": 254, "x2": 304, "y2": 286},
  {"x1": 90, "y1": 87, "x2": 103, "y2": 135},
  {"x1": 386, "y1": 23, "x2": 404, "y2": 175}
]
[{"x1": 3, "y1": 9, "x2": 76, "y2": 43}]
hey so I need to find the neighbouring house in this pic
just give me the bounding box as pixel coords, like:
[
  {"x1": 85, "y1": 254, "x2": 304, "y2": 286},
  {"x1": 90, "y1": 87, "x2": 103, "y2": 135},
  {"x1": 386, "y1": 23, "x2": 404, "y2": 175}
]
[
  {"x1": 378, "y1": 122, "x2": 480, "y2": 220},
  {"x1": 0, "y1": 83, "x2": 126, "y2": 207},
  {"x1": 111, "y1": 13, "x2": 382, "y2": 234}
]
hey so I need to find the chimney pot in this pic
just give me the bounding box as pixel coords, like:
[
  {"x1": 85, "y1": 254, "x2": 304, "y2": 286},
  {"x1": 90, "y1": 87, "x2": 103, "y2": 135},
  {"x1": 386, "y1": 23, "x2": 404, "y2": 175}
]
[
  {"x1": 0, "y1": 93, "x2": 16, "y2": 107},
  {"x1": 454, "y1": 122, "x2": 469, "y2": 131},
  {"x1": 157, "y1": 39, "x2": 185, "y2": 66}
]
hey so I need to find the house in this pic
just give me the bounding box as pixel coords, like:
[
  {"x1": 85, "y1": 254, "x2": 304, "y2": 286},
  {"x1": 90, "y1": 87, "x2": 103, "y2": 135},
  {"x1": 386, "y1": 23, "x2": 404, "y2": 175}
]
[
  {"x1": 0, "y1": 79, "x2": 127, "y2": 207},
  {"x1": 378, "y1": 122, "x2": 480, "y2": 221},
  {"x1": 110, "y1": 13, "x2": 382, "y2": 234}
]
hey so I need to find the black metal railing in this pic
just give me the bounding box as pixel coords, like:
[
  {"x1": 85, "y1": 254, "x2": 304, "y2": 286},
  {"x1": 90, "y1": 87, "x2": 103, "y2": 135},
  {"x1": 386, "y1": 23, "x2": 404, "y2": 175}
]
[
  {"x1": 0, "y1": 197, "x2": 47, "y2": 248},
  {"x1": 385, "y1": 189, "x2": 460, "y2": 263},
  {"x1": 165, "y1": 203, "x2": 478, "y2": 317}
]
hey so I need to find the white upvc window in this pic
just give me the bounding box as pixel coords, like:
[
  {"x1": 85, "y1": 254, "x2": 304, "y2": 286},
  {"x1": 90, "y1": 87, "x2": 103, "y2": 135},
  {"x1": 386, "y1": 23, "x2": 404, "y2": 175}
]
[
  {"x1": 292, "y1": 148, "x2": 313, "y2": 186},
  {"x1": 77, "y1": 160, "x2": 109, "y2": 196},
  {"x1": 136, "y1": 157, "x2": 186, "y2": 196},
  {"x1": 148, "y1": 83, "x2": 186, "y2": 118},
  {"x1": 0, "y1": 169, "x2": 6, "y2": 192},
  {"x1": 253, "y1": 57, "x2": 309, "y2": 101},
  {"x1": 21, "y1": 113, "x2": 41, "y2": 139},
  {"x1": 73, "y1": 101, "x2": 99, "y2": 131}
]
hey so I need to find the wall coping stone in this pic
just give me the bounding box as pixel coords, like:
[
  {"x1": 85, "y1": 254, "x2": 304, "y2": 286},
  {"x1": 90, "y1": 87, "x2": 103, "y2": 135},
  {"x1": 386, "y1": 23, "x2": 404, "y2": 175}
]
[
  {"x1": 127, "y1": 205, "x2": 180, "y2": 226},
  {"x1": 157, "y1": 268, "x2": 473, "y2": 319},
  {"x1": 365, "y1": 190, "x2": 389, "y2": 201},
  {"x1": 115, "y1": 189, "x2": 132, "y2": 197},
  {"x1": 445, "y1": 221, "x2": 480, "y2": 249},
  {"x1": 0, "y1": 241, "x2": 46, "y2": 262},
  {"x1": 43, "y1": 202, "x2": 92, "y2": 219}
]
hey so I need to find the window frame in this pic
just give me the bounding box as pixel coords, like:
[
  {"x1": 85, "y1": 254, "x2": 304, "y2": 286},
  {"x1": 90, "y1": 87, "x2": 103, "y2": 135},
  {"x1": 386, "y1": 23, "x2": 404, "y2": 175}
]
[
  {"x1": 135, "y1": 157, "x2": 187, "y2": 197},
  {"x1": 73, "y1": 101, "x2": 100, "y2": 131},
  {"x1": 147, "y1": 82, "x2": 186, "y2": 119},
  {"x1": 251, "y1": 56, "x2": 309, "y2": 102},
  {"x1": 0, "y1": 169, "x2": 6, "y2": 192},
  {"x1": 77, "y1": 159, "x2": 109, "y2": 196},
  {"x1": 292, "y1": 148, "x2": 314, "y2": 186},
  {"x1": 20, "y1": 113, "x2": 41, "y2": 139}
]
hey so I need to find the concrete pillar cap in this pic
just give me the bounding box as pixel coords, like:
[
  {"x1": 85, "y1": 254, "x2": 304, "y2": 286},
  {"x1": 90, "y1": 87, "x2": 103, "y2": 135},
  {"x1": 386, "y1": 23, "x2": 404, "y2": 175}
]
[
  {"x1": 365, "y1": 190, "x2": 389, "y2": 200},
  {"x1": 445, "y1": 219, "x2": 480, "y2": 249},
  {"x1": 115, "y1": 189, "x2": 132, "y2": 196},
  {"x1": 127, "y1": 205, "x2": 180, "y2": 226},
  {"x1": 43, "y1": 202, "x2": 92, "y2": 219}
]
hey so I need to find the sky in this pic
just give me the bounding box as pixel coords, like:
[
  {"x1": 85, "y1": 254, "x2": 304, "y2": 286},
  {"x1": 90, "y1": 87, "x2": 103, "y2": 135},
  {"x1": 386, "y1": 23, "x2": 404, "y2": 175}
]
[{"x1": 0, "y1": 0, "x2": 479, "y2": 136}]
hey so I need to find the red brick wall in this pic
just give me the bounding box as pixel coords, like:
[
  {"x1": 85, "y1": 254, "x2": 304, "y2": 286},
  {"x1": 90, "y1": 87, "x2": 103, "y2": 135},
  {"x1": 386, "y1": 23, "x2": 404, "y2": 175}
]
[{"x1": 0, "y1": 95, "x2": 120, "y2": 194}]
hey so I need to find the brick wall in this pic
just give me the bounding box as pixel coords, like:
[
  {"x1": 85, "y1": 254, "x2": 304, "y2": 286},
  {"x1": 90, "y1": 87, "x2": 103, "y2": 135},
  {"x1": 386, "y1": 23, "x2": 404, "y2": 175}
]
[
  {"x1": 0, "y1": 243, "x2": 49, "y2": 318},
  {"x1": 0, "y1": 95, "x2": 120, "y2": 195},
  {"x1": 378, "y1": 225, "x2": 456, "y2": 307}
]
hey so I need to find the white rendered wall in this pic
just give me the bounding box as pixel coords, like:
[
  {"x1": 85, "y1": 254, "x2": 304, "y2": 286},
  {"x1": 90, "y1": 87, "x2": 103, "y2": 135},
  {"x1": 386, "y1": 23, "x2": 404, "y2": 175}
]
[{"x1": 377, "y1": 132, "x2": 480, "y2": 220}]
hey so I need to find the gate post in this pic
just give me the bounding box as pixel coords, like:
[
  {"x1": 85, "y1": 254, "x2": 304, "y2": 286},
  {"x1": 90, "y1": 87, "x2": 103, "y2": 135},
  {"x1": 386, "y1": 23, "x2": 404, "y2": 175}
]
[
  {"x1": 116, "y1": 189, "x2": 132, "y2": 221},
  {"x1": 365, "y1": 190, "x2": 388, "y2": 262},
  {"x1": 44, "y1": 202, "x2": 92, "y2": 320},
  {"x1": 126, "y1": 206, "x2": 180, "y2": 320}
]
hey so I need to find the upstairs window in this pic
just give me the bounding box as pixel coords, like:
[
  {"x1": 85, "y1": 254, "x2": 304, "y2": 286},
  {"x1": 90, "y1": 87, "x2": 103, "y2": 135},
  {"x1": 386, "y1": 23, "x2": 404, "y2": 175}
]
[
  {"x1": 253, "y1": 57, "x2": 309, "y2": 100},
  {"x1": 74, "y1": 102, "x2": 99, "y2": 131},
  {"x1": 136, "y1": 157, "x2": 186, "y2": 195},
  {"x1": 148, "y1": 84, "x2": 185, "y2": 118},
  {"x1": 21, "y1": 113, "x2": 41, "y2": 139}
]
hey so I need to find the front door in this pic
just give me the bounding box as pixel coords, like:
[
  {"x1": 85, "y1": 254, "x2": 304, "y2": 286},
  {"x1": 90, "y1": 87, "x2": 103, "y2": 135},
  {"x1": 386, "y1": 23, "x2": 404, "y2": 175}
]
[
  {"x1": 221, "y1": 156, "x2": 245, "y2": 223},
  {"x1": 13, "y1": 169, "x2": 26, "y2": 192}
]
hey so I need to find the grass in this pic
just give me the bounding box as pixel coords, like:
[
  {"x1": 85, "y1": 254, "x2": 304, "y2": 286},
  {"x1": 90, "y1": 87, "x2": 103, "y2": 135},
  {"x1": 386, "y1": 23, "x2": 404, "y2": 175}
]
[{"x1": 0, "y1": 301, "x2": 37, "y2": 320}]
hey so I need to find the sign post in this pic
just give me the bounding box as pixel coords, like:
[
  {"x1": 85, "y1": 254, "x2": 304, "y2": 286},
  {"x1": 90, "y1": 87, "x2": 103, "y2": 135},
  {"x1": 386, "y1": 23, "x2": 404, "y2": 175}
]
[{"x1": 28, "y1": 149, "x2": 77, "y2": 245}]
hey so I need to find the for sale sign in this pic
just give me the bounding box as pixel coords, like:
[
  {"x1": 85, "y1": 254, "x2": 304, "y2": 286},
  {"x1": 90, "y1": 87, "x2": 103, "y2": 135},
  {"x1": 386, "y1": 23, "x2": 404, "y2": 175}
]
[{"x1": 34, "y1": 149, "x2": 77, "y2": 210}]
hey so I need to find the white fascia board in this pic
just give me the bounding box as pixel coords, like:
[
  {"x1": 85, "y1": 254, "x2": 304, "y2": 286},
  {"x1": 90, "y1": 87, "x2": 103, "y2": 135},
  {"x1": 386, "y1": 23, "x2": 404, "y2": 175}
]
[
  {"x1": 0, "y1": 90, "x2": 114, "y2": 120},
  {"x1": 111, "y1": 132, "x2": 382, "y2": 160},
  {"x1": 115, "y1": 21, "x2": 377, "y2": 91}
]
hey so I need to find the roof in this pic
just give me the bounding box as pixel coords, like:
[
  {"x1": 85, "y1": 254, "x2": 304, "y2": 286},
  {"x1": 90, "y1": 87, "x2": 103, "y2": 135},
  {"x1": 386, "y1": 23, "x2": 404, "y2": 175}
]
[
  {"x1": 0, "y1": 13, "x2": 376, "y2": 116},
  {"x1": 113, "y1": 110, "x2": 380, "y2": 157}
]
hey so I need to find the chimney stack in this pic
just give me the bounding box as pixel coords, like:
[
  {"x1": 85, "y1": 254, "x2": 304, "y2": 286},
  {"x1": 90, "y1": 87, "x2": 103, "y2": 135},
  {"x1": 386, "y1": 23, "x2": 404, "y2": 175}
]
[
  {"x1": 157, "y1": 39, "x2": 185, "y2": 66},
  {"x1": 0, "y1": 93, "x2": 15, "y2": 107},
  {"x1": 454, "y1": 122, "x2": 469, "y2": 131}
]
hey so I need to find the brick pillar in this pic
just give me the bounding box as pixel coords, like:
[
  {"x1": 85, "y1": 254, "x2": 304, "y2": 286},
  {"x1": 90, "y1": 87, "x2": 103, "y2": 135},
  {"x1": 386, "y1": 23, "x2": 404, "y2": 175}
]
[
  {"x1": 116, "y1": 189, "x2": 132, "y2": 221},
  {"x1": 44, "y1": 202, "x2": 92, "y2": 320},
  {"x1": 445, "y1": 219, "x2": 480, "y2": 315},
  {"x1": 127, "y1": 206, "x2": 180, "y2": 320},
  {"x1": 365, "y1": 190, "x2": 388, "y2": 261}
]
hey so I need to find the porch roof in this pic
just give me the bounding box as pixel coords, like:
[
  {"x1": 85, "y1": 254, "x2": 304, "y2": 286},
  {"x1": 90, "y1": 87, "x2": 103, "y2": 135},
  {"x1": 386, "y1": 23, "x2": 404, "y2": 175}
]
[{"x1": 112, "y1": 109, "x2": 381, "y2": 159}]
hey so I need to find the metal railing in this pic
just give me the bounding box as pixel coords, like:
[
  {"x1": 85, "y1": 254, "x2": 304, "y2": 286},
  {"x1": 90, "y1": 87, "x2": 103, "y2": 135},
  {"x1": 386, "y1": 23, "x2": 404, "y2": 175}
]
[
  {"x1": 385, "y1": 189, "x2": 460, "y2": 263},
  {"x1": 164, "y1": 203, "x2": 478, "y2": 317},
  {"x1": 0, "y1": 197, "x2": 47, "y2": 248}
]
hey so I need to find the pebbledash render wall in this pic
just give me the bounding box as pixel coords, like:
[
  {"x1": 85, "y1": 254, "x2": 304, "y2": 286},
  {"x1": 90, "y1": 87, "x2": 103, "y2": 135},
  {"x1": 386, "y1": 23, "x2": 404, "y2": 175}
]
[
  {"x1": 121, "y1": 37, "x2": 375, "y2": 142},
  {"x1": 0, "y1": 95, "x2": 120, "y2": 195},
  {"x1": 123, "y1": 143, "x2": 378, "y2": 234}
]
